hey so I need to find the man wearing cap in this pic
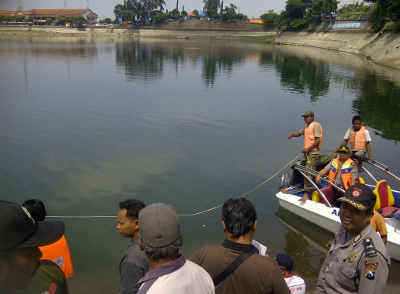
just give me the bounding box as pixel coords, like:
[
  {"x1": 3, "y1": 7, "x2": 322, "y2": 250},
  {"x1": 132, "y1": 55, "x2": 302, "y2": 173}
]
[
  {"x1": 0, "y1": 200, "x2": 65, "y2": 294},
  {"x1": 316, "y1": 184, "x2": 390, "y2": 294},
  {"x1": 137, "y1": 203, "x2": 214, "y2": 294},
  {"x1": 116, "y1": 199, "x2": 148, "y2": 294},
  {"x1": 316, "y1": 146, "x2": 358, "y2": 206},
  {"x1": 276, "y1": 253, "x2": 306, "y2": 294},
  {"x1": 287, "y1": 111, "x2": 324, "y2": 201},
  {"x1": 23, "y1": 199, "x2": 74, "y2": 279},
  {"x1": 191, "y1": 198, "x2": 290, "y2": 294}
]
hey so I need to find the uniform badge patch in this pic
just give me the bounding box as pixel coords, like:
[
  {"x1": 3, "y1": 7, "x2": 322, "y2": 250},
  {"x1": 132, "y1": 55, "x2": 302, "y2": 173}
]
[
  {"x1": 353, "y1": 234, "x2": 361, "y2": 243},
  {"x1": 364, "y1": 261, "x2": 378, "y2": 280},
  {"x1": 352, "y1": 188, "x2": 362, "y2": 198}
]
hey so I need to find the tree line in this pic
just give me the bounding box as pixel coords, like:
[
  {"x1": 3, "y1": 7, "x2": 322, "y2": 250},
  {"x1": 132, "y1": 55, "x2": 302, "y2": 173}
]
[
  {"x1": 111, "y1": 0, "x2": 399, "y2": 31},
  {"x1": 260, "y1": 0, "x2": 400, "y2": 32},
  {"x1": 113, "y1": 0, "x2": 247, "y2": 25}
]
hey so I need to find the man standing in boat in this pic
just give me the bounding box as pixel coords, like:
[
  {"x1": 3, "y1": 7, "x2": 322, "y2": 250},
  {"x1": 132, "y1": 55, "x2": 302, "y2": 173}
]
[
  {"x1": 340, "y1": 115, "x2": 374, "y2": 162},
  {"x1": 287, "y1": 111, "x2": 323, "y2": 201},
  {"x1": 316, "y1": 184, "x2": 390, "y2": 294},
  {"x1": 316, "y1": 146, "x2": 358, "y2": 206}
]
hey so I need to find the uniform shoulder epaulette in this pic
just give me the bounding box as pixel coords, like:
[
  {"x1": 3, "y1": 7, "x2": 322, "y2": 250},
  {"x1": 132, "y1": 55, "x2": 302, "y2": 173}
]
[{"x1": 363, "y1": 238, "x2": 377, "y2": 258}]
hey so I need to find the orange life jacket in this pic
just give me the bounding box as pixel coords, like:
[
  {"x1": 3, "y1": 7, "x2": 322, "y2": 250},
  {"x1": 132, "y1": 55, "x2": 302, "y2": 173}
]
[
  {"x1": 349, "y1": 126, "x2": 367, "y2": 152},
  {"x1": 304, "y1": 121, "x2": 323, "y2": 152},
  {"x1": 328, "y1": 158, "x2": 355, "y2": 190},
  {"x1": 39, "y1": 234, "x2": 74, "y2": 278}
]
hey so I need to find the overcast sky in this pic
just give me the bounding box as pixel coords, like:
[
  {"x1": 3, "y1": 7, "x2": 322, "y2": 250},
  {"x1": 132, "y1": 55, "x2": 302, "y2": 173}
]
[{"x1": 0, "y1": 0, "x2": 357, "y2": 19}]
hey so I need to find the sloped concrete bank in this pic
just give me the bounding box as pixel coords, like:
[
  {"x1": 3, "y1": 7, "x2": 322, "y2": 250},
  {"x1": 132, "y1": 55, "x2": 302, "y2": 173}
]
[
  {"x1": 0, "y1": 26, "x2": 275, "y2": 42},
  {"x1": 275, "y1": 31, "x2": 400, "y2": 70}
]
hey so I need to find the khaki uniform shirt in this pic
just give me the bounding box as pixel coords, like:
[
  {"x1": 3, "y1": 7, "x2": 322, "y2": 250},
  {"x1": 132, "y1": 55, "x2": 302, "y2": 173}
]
[{"x1": 316, "y1": 225, "x2": 389, "y2": 294}]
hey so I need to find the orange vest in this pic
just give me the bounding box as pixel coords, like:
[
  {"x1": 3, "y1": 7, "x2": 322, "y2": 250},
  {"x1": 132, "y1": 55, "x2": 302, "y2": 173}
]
[
  {"x1": 328, "y1": 158, "x2": 354, "y2": 190},
  {"x1": 304, "y1": 121, "x2": 323, "y2": 152},
  {"x1": 349, "y1": 126, "x2": 367, "y2": 152},
  {"x1": 39, "y1": 234, "x2": 74, "y2": 278}
]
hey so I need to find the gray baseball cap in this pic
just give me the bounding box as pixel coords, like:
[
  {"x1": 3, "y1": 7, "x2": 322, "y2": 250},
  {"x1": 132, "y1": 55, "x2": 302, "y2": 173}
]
[
  {"x1": 301, "y1": 111, "x2": 314, "y2": 117},
  {"x1": 139, "y1": 203, "x2": 180, "y2": 248}
]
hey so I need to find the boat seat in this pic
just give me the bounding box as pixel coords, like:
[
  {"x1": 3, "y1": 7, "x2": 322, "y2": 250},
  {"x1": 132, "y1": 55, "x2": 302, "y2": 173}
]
[
  {"x1": 373, "y1": 180, "x2": 395, "y2": 210},
  {"x1": 381, "y1": 206, "x2": 400, "y2": 218}
]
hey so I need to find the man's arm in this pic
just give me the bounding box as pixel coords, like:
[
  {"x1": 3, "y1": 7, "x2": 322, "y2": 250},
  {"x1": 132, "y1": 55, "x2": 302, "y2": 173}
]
[
  {"x1": 271, "y1": 263, "x2": 291, "y2": 294},
  {"x1": 351, "y1": 162, "x2": 359, "y2": 185},
  {"x1": 365, "y1": 129, "x2": 374, "y2": 161},
  {"x1": 120, "y1": 261, "x2": 146, "y2": 294},
  {"x1": 357, "y1": 253, "x2": 389, "y2": 294},
  {"x1": 316, "y1": 163, "x2": 331, "y2": 184},
  {"x1": 287, "y1": 128, "x2": 304, "y2": 140},
  {"x1": 366, "y1": 142, "x2": 374, "y2": 161},
  {"x1": 341, "y1": 129, "x2": 350, "y2": 147}
]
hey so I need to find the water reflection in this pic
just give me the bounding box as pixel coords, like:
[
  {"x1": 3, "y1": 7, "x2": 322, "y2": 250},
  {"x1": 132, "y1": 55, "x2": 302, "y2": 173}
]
[
  {"x1": 116, "y1": 42, "x2": 165, "y2": 81},
  {"x1": 115, "y1": 41, "x2": 246, "y2": 86},
  {"x1": 276, "y1": 207, "x2": 328, "y2": 279},
  {"x1": 353, "y1": 73, "x2": 400, "y2": 141},
  {"x1": 259, "y1": 52, "x2": 330, "y2": 102}
]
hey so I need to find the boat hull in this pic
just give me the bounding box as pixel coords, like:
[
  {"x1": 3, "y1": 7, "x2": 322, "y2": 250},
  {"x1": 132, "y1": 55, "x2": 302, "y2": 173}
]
[{"x1": 276, "y1": 191, "x2": 400, "y2": 262}]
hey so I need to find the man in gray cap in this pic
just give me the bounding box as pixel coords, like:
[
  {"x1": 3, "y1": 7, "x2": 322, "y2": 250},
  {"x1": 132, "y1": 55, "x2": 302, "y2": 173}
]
[
  {"x1": 316, "y1": 184, "x2": 390, "y2": 294},
  {"x1": 137, "y1": 203, "x2": 214, "y2": 294},
  {"x1": 0, "y1": 200, "x2": 65, "y2": 294},
  {"x1": 287, "y1": 111, "x2": 324, "y2": 201}
]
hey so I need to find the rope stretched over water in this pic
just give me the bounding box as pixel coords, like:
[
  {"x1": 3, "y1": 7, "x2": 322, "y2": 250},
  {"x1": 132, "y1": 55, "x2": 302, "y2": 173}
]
[{"x1": 47, "y1": 153, "x2": 300, "y2": 219}]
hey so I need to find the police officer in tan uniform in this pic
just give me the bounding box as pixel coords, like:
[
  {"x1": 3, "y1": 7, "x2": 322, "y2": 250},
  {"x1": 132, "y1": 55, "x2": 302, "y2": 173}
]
[{"x1": 316, "y1": 184, "x2": 390, "y2": 294}]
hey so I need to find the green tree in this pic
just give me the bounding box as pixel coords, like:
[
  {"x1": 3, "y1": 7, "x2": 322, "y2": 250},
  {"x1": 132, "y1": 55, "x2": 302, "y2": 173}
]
[
  {"x1": 56, "y1": 16, "x2": 67, "y2": 26},
  {"x1": 260, "y1": 11, "x2": 281, "y2": 26},
  {"x1": 168, "y1": 8, "x2": 180, "y2": 20}
]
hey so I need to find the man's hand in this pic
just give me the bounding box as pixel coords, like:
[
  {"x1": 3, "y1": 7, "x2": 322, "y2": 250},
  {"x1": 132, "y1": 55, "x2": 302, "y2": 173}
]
[
  {"x1": 302, "y1": 147, "x2": 309, "y2": 153},
  {"x1": 287, "y1": 134, "x2": 293, "y2": 140},
  {"x1": 316, "y1": 174, "x2": 321, "y2": 184}
]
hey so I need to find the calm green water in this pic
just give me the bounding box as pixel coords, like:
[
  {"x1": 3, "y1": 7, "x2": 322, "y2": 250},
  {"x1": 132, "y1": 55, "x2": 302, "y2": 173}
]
[{"x1": 1, "y1": 39, "x2": 400, "y2": 293}]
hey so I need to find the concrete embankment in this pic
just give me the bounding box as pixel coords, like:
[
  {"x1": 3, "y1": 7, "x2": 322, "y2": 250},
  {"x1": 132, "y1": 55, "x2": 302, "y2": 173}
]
[
  {"x1": 275, "y1": 31, "x2": 400, "y2": 70},
  {"x1": 0, "y1": 26, "x2": 276, "y2": 42}
]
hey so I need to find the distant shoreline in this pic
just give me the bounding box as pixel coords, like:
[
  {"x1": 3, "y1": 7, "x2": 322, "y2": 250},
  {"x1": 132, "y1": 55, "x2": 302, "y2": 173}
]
[
  {"x1": 1, "y1": 25, "x2": 399, "y2": 70},
  {"x1": 0, "y1": 25, "x2": 276, "y2": 42}
]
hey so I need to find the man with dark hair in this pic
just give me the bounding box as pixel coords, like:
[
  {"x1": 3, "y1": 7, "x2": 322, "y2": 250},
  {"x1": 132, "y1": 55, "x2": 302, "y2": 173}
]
[
  {"x1": 137, "y1": 203, "x2": 214, "y2": 294},
  {"x1": 316, "y1": 184, "x2": 389, "y2": 294},
  {"x1": 22, "y1": 199, "x2": 46, "y2": 221},
  {"x1": 341, "y1": 115, "x2": 374, "y2": 162},
  {"x1": 22, "y1": 199, "x2": 74, "y2": 279},
  {"x1": 0, "y1": 200, "x2": 65, "y2": 294},
  {"x1": 191, "y1": 198, "x2": 290, "y2": 294},
  {"x1": 117, "y1": 199, "x2": 148, "y2": 294}
]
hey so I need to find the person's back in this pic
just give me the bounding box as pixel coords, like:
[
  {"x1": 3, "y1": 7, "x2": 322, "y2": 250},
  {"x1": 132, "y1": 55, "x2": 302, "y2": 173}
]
[
  {"x1": 137, "y1": 203, "x2": 214, "y2": 294},
  {"x1": 22, "y1": 199, "x2": 74, "y2": 279},
  {"x1": 28, "y1": 260, "x2": 69, "y2": 294},
  {"x1": 191, "y1": 198, "x2": 290, "y2": 294},
  {"x1": 144, "y1": 258, "x2": 214, "y2": 294},
  {"x1": 192, "y1": 243, "x2": 288, "y2": 294},
  {"x1": 39, "y1": 235, "x2": 74, "y2": 278}
]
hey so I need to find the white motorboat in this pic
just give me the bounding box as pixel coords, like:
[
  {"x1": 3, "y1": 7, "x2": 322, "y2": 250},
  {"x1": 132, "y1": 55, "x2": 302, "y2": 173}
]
[{"x1": 276, "y1": 186, "x2": 400, "y2": 262}]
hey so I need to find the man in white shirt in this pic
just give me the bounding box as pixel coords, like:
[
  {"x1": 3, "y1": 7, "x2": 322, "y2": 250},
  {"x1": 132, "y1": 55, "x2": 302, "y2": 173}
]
[
  {"x1": 276, "y1": 253, "x2": 306, "y2": 294},
  {"x1": 341, "y1": 115, "x2": 373, "y2": 162},
  {"x1": 137, "y1": 203, "x2": 214, "y2": 294}
]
